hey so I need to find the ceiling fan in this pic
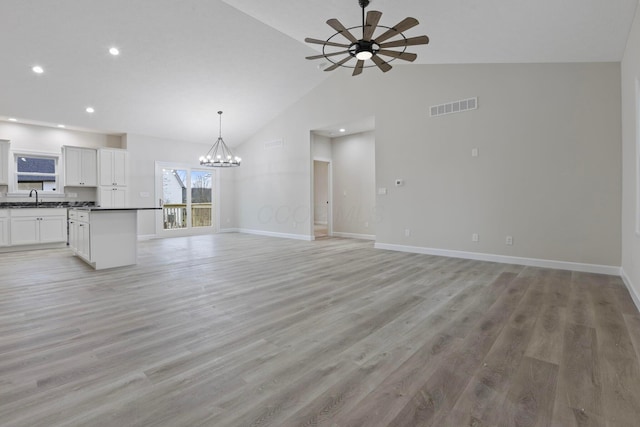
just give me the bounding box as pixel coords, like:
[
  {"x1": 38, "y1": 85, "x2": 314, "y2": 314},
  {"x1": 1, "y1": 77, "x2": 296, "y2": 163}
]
[{"x1": 304, "y1": 0, "x2": 429, "y2": 76}]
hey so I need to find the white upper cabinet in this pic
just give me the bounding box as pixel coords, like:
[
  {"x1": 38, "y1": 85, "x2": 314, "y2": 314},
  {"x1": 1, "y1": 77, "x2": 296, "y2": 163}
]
[
  {"x1": 64, "y1": 146, "x2": 97, "y2": 187},
  {"x1": 98, "y1": 148, "x2": 128, "y2": 187},
  {"x1": 0, "y1": 140, "x2": 9, "y2": 185}
]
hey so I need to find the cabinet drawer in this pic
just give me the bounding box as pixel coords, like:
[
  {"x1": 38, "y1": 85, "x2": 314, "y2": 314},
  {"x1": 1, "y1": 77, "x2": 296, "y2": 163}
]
[
  {"x1": 77, "y1": 211, "x2": 90, "y2": 222},
  {"x1": 0, "y1": 209, "x2": 8, "y2": 218}
]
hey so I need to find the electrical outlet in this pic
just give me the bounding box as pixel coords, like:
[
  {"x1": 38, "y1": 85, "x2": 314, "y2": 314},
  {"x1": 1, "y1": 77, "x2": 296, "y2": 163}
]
[
  {"x1": 506, "y1": 235, "x2": 513, "y2": 245},
  {"x1": 405, "y1": 229, "x2": 411, "y2": 237},
  {"x1": 364, "y1": 221, "x2": 369, "y2": 228},
  {"x1": 472, "y1": 233, "x2": 479, "y2": 242},
  {"x1": 472, "y1": 148, "x2": 479, "y2": 157}
]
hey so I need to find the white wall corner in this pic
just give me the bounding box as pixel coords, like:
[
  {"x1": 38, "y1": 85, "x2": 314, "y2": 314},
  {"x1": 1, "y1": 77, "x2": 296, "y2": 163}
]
[
  {"x1": 238, "y1": 228, "x2": 313, "y2": 241},
  {"x1": 374, "y1": 243, "x2": 621, "y2": 276},
  {"x1": 621, "y1": 268, "x2": 640, "y2": 312}
]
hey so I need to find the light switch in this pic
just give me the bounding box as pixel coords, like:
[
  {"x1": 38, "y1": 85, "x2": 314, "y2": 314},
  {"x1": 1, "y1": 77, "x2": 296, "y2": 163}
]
[{"x1": 378, "y1": 187, "x2": 387, "y2": 195}]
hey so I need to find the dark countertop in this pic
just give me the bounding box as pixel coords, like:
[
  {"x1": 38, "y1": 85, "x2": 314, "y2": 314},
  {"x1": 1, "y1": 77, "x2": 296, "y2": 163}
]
[
  {"x1": 71, "y1": 207, "x2": 161, "y2": 211},
  {"x1": 0, "y1": 202, "x2": 95, "y2": 209}
]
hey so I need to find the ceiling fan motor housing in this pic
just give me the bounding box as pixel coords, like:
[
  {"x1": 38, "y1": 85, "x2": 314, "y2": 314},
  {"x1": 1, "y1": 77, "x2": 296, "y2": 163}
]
[{"x1": 350, "y1": 40, "x2": 379, "y2": 58}]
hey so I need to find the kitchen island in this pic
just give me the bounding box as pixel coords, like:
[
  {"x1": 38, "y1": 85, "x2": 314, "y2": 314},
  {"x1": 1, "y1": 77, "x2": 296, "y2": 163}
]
[{"x1": 69, "y1": 207, "x2": 159, "y2": 270}]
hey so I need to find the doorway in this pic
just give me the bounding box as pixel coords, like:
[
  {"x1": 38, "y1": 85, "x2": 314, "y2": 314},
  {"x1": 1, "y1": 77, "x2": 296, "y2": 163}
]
[
  {"x1": 313, "y1": 160, "x2": 331, "y2": 238},
  {"x1": 155, "y1": 162, "x2": 217, "y2": 236}
]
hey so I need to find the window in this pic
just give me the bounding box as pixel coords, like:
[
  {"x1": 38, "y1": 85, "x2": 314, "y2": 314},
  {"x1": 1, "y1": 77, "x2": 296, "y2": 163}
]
[{"x1": 13, "y1": 153, "x2": 59, "y2": 193}]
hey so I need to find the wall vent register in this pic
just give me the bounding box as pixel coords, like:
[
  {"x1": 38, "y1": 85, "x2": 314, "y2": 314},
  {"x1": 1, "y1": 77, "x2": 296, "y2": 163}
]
[{"x1": 430, "y1": 97, "x2": 478, "y2": 117}]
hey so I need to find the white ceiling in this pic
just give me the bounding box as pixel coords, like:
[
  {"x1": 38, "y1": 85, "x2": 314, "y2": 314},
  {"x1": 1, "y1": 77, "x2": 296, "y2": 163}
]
[{"x1": 0, "y1": 0, "x2": 637, "y2": 146}]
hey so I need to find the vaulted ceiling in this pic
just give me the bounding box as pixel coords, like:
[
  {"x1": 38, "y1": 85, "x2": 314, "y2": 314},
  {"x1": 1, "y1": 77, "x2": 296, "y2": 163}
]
[{"x1": 0, "y1": 0, "x2": 637, "y2": 145}]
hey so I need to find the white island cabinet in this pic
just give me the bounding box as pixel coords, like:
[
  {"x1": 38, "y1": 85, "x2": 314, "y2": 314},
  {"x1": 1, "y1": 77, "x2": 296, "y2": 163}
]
[
  {"x1": 69, "y1": 207, "x2": 159, "y2": 270},
  {"x1": 69, "y1": 208, "x2": 138, "y2": 270}
]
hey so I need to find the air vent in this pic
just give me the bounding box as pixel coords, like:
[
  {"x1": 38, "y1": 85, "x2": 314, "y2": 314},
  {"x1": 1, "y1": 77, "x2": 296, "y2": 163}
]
[
  {"x1": 430, "y1": 97, "x2": 478, "y2": 117},
  {"x1": 264, "y1": 139, "x2": 284, "y2": 149}
]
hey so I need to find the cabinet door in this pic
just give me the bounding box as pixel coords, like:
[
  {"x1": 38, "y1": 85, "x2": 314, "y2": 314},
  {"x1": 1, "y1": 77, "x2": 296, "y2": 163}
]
[
  {"x1": 113, "y1": 188, "x2": 127, "y2": 208},
  {"x1": 65, "y1": 147, "x2": 82, "y2": 186},
  {"x1": 77, "y1": 222, "x2": 90, "y2": 259},
  {"x1": 80, "y1": 149, "x2": 97, "y2": 186},
  {"x1": 0, "y1": 218, "x2": 8, "y2": 247},
  {"x1": 69, "y1": 220, "x2": 78, "y2": 251},
  {"x1": 99, "y1": 187, "x2": 114, "y2": 208},
  {"x1": 99, "y1": 149, "x2": 114, "y2": 186},
  {"x1": 39, "y1": 216, "x2": 67, "y2": 243},
  {"x1": 10, "y1": 217, "x2": 39, "y2": 245},
  {"x1": 0, "y1": 141, "x2": 9, "y2": 185},
  {"x1": 112, "y1": 150, "x2": 128, "y2": 186}
]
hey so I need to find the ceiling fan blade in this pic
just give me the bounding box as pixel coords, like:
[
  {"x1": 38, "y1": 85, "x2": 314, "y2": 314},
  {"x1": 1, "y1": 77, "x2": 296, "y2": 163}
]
[
  {"x1": 306, "y1": 50, "x2": 350, "y2": 60},
  {"x1": 377, "y1": 49, "x2": 417, "y2": 62},
  {"x1": 371, "y1": 55, "x2": 392, "y2": 73},
  {"x1": 374, "y1": 17, "x2": 420, "y2": 44},
  {"x1": 324, "y1": 55, "x2": 354, "y2": 72},
  {"x1": 353, "y1": 60, "x2": 365, "y2": 76},
  {"x1": 363, "y1": 10, "x2": 382, "y2": 41},
  {"x1": 305, "y1": 38, "x2": 351, "y2": 48},
  {"x1": 379, "y1": 35, "x2": 429, "y2": 49},
  {"x1": 327, "y1": 18, "x2": 358, "y2": 43}
]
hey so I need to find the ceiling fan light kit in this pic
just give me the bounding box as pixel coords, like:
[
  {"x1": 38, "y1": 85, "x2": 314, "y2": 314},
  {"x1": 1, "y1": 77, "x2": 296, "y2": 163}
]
[{"x1": 305, "y1": 0, "x2": 429, "y2": 76}]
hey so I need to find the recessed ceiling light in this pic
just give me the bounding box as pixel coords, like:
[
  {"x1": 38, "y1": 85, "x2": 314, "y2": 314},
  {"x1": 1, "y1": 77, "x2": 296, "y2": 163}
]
[
  {"x1": 85, "y1": 107, "x2": 95, "y2": 113},
  {"x1": 339, "y1": 128, "x2": 346, "y2": 133},
  {"x1": 57, "y1": 124, "x2": 65, "y2": 128},
  {"x1": 8, "y1": 118, "x2": 17, "y2": 122},
  {"x1": 109, "y1": 47, "x2": 120, "y2": 56},
  {"x1": 32, "y1": 65, "x2": 44, "y2": 74}
]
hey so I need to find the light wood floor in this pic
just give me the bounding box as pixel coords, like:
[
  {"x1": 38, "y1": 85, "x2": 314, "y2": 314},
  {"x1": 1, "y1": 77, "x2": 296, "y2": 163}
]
[{"x1": 1, "y1": 234, "x2": 640, "y2": 427}]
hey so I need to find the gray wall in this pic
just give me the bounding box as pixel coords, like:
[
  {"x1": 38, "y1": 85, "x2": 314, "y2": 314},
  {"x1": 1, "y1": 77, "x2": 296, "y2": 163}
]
[
  {"x1": 621, "y1": 4, "x2": 640, "y2": 303},
  {"x1": 235, "y1": 62, "x2": 622, "y2": 267}
]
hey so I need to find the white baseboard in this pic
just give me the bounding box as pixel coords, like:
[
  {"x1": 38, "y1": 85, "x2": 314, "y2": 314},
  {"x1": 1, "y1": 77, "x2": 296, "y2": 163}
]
[
  {"x1": 137, "y1": 234, "x2": 157, "y2": 241},
  {"x1": 219, "y1": 228, "x2": 239, "y2": 233},
  {"x1": 237, "y1": 228, "x2": 313, "y2": 241},
  {"x1": 374, "y1": 242, "x2": 621, "y2": 276},
  {"x1": 621, "y1": 268, "x2": 640, "y2": 312},
  {"x1": 314, "y1": 221, "x2": 328, "y2": 225},
  {"x1": 332, "y1": 232, "x2": 376, "y2": 241}
]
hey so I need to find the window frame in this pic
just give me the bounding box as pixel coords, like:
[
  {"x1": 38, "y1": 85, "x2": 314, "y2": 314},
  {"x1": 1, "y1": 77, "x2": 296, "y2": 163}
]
[{"x1": 9, "y1": 150, "x2": 62, "y2": 195}]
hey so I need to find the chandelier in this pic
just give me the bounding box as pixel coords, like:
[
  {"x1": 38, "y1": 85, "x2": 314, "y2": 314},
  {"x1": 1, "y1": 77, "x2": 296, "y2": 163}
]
[{"x1": 199, "y1": 111, "x2": 241, "y2": 167}]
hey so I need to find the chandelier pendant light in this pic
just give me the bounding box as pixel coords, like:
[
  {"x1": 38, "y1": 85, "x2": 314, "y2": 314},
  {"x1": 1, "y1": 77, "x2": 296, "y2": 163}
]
[
  {"x1": 304, "y1": 0, "x2": 429, "y2": 76},
  {"x1": 199, "y1": 111, "x2": 241, "y2": 167}
]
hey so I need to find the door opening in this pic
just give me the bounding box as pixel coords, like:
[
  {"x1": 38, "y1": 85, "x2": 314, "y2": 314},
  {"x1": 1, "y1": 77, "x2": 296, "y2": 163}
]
[{"x1": 313, "y1": 160, "x2": 331, "y2": 238}]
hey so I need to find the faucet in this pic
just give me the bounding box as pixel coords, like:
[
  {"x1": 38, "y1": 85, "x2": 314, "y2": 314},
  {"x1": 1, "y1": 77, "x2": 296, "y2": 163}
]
[{"x1": 29, "y1": 189, "x2": 39, "y2": 207}]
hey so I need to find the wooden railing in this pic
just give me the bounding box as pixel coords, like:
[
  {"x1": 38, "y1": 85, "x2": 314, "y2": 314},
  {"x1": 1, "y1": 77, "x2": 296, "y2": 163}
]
[{"x1": 163, "y1": 203, "x2": 212, "y2": 229}]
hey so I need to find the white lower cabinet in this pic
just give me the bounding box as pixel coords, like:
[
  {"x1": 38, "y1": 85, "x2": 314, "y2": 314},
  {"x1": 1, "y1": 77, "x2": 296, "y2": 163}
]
[
  {"x1": 69, "y1": 210, "x2": 91, "y2": 261},
  {"x1": 69, "y1": 208, "x2": 137, "y2": 270},
  {"x1": 9, "y1": 209, "x2": 67, "y2": 246},
  {"x1": 0, "y1": 210, "x2": 8, "y2": 246}
]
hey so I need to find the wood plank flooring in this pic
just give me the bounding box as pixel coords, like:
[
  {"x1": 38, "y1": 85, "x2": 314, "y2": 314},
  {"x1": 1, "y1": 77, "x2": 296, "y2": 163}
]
[{"x1": 1, "y1": 233, "x2": 639, "y2": 426}]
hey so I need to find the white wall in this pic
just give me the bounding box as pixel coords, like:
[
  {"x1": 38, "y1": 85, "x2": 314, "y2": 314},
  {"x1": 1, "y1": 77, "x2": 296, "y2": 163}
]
[
  {"x1": 235, "y1": 62, "x2": 621, "y2": 268},
  {"x1": 332, "y1": 131, "x2": 376, "y2": 237},
  {"x1": 125, "y1": 133, "x2": 235, "y2": 235},
  {"x1": 621, "y1": 1, "x2": 640, "y2": 306}
]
